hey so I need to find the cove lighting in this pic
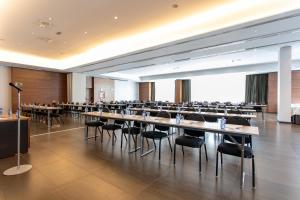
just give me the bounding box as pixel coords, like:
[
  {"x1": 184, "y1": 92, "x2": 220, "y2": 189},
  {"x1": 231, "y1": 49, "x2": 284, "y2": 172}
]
[{"x1": 0, "y1": 0, "x2": 300, "y2": 70}]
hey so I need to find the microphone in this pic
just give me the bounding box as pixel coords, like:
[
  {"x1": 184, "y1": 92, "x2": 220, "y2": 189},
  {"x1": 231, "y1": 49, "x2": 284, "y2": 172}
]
[{"x1": 9, "y1": 82, "x2": 23, "y2": 91}]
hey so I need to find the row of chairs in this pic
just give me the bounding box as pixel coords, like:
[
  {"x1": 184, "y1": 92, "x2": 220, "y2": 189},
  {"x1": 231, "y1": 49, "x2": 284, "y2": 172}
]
[{"x1": 84, "y1": 109, "x2": 255, "y2": 188}]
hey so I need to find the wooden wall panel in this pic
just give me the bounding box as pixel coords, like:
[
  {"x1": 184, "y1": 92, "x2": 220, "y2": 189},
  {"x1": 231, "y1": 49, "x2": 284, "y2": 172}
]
[
  {"x1": 292, "y1": 71, "x2": 300, "y2": 104},
  {"x1": 175, "y1": 80, "x2": 182, "y2": 104},
  {"x1": 11, "y1": 68, "x2": 67, "y2": 110},
  {"x1": 267, "y1": 72, "x2": 278, "y2": 113},
  {"x1": 93, "y1": 77, "x2": 114, "y2": 102},
  {"x1": 139, "y1": 82, "x2": 151, "y2": 101},
  {"x1": 266, "y1": 70, "x2": 300, "y2": 113}
]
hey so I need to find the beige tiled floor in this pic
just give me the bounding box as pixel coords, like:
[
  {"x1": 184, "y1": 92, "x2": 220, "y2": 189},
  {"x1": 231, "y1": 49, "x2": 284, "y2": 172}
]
[{"x1": 1, "y1": 114, "x2": 300, "y2": 200}]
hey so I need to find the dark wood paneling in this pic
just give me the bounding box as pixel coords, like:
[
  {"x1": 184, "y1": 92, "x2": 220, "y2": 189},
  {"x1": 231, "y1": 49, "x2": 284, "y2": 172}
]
[
  {"x1": 267, "y1": 70, "x2": 300, "y2": 113},
  {"x1": 139, "y1": 82, "x2": 151, "y2": 101},
  {"x1": 175, "y1": 80, "x2": 182, "y2": 104},
  {"x1": 267, "y1": 72, "x2": 277, "y2": 113},
  {"x1": 11, "y1": 68, "x2": 67, "y2": 111}
]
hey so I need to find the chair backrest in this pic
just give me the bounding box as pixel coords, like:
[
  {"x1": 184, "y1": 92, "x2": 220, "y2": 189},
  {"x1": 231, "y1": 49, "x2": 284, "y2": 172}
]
[
  {"x1": 226, "y1": 116, "x2": 250, "y2": 126},
  {"x1": 224, "y1": 116, "x2": 251, "y2": 144},
  {"x1": 228, "y1": 109, "x2": 241, "y2": 114},
  {"x1": 100, "y1": 107, "x2": 110, "y2": 122},
  {"x1": 204, "y1": 115, "x2": 218, "y2": 122},
  {"x1": 184, "y1": 114, "x2": 205, "y2": 137},
  {"x1": 155, "y1": 111, "x2": 171, "y2": 132}
]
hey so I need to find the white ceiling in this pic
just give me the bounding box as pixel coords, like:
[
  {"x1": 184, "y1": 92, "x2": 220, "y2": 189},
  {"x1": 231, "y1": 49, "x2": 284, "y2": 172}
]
[
  {"x1": 102, "y1": 42, "x2": 300, "y2": 80},
  {"x1": 1, "y1": 0, "x2": 300, "y2": 70}
]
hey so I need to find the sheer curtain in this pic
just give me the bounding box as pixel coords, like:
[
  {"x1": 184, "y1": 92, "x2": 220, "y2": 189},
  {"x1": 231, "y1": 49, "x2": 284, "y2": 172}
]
[
  {"x1": 155, "y1": 79, "x2": 175, "y2": 102},
  {"x1": 191, "y1": 73, "x2": 246, "y2": 103}
]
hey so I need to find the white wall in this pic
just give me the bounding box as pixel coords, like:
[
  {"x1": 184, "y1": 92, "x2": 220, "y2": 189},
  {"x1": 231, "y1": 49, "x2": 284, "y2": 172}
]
[
  {"x1": 155, "y1": 79, "x2": 175, "y2": 102},
  {"x1": 191, "y1": 73, "x2": 246, "y2": 103},
  {"x1": 0, "y1": 66, "x2": 12, "y2": 112},
  {"x1": 71, "y1": 72, "x2": 86, "y2": 103},
  {"x1": 114, "y1": 80, "x2": 138, "y2": 101}
]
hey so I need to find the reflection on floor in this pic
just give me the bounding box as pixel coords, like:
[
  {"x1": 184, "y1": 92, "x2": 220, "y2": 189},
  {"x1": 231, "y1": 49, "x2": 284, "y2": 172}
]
[
  {"x1": 0, "y1": 114, "x2": 300, "y2": 200},
  {"x1": 30, "y1": 115, "x2": 84, "y2": 135}
]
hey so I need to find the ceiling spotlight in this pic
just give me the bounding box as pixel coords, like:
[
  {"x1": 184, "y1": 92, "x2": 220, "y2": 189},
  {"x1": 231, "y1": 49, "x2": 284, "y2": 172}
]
[
  {"x1": 48, "y1": 17, "x2": 52, "y2": 21},
  {"x1": 84, "y1": 31, "x2": 88, "y2": 34},
  {"x1": 172, "y1": 4, "x2": 178, "y2": 8},
  {"x1": 114, "y1": 16, "x2": 118, "y2": 20},
  {"x1": 39, "y1": 20, "x2": 52, "y2": 28}
]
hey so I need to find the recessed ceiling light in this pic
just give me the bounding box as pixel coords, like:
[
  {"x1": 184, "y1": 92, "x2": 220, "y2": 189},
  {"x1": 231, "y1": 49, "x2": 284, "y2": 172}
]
[
  {"x1": 48, "y1": 17, "x2": 52, "y2": 21},
  {"x1": 114, "y1": 16, "x2": 118, "y2": 20},
  {"x1": 38, "y1": 20, "x2": 52, "y2": 29},
  {"x1": 172, "y1": 4, "x2": 178, "y2": 8},
  {"x1": 31, "y1": 32, "x2": 35, "y2": 35},
  {"x1": 84, "y1": 31, "x2": 88, "y2": 34}
]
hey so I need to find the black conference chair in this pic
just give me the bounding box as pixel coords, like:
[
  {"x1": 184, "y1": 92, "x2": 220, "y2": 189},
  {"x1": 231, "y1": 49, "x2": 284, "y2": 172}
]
[
  {"x1": 216, "y1": 116, "x2": 255, "y2": 188},
  {"x1": 141, "y1": 111, "x2": 172, "y2": 160},
  {"x1": 102, "y1": 108, "x2": 125, "y2": 145},
  {"x1": 173, "y1": 113, "x2": 208, "y2": 173},
  {"x1": 84, "y1": 108, "x2": 108, "y2": 141}
]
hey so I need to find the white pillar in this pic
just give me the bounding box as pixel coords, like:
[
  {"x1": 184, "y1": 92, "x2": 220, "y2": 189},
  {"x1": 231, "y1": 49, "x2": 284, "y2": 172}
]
[{"x1": 277, "y1": 46, "x2": 292, "y2": 122}]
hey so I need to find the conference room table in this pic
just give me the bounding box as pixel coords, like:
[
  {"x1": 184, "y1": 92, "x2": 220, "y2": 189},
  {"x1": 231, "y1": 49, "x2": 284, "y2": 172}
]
[
  {"x1": 83, "y1": 111, "x2": 259, "y2": 188},
  {"x1": 129, "y1": 108, "x2": 257, "y2": 119},
  {"x1": 21, "y1": 105, "x2": 62, "y2": 129},
  {"x1": 158, "y1": 106, "x2": 256, "y2": 113}
]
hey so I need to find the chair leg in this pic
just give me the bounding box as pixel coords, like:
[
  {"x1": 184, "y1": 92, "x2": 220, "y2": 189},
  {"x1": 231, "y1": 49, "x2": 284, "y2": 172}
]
[
  {"x1": 86, "y1": 126, "x2": 89, "y2": 139},
  {"x1": 221, "y1": 153, "x2": 223, "y2": 165},
  {"x1": 204, "y1": 143, "x2": 208, "y2": 161},
  {"x1": 199, "y1": 147, "x2": 202, "y2": 173},
  {"x1": 121, "y1": 132, "x2": 124, "y2": 148},
  {"x1": 153, "y1": 139, "x2": 156, "y2": 149},
  {"x1": 146, "y1": 138, "x2": 149, "y2": 147},
  {"x1": 167, "y1": 137, "x2": 172, "y2": 152},
  {"x1": 94, "y1": 127, "x2": 97, "y2": 141},
  {"x1": 159, "y1": 139, "x2": 162, "y2": 161},
  {"x1": 216, "y1": 151, "x2": 219, "y2": 177},
  {"x1": 181, "y1": 146, "x2": 184, "y2": 155},
  {"x1": 173, "y1": 143, "x2": 176, "y2": 165},
  {"x1": 252, "y1": 156, "x2": 255, "y2": 188}
]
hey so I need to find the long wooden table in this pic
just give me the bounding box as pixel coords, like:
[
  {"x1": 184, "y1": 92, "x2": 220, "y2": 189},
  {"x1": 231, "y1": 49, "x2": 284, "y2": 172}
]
[
  {"x1": 129, "y1": 108, "x2": 257, "y2": 119},
  {"x1": 83, "y1": 111, "x2": 259, "y2": 188},
  {"x1": 21, "y1": 105, "x2": 62, "y2": 129}
]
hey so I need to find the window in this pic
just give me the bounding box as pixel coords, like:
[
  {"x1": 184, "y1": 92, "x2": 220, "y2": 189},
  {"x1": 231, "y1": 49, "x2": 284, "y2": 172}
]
[
  {"x1": 191, "y1": 73, "x2": 246, "y2": 103},
  {"x1": 155, "y1": 79, "x2": 175, "y2": 102}
]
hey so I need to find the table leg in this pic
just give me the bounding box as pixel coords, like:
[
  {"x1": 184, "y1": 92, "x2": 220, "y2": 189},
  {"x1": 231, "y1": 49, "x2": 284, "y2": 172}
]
[
  {"x1": 240, "y1": 136, "x2": 245, "y2": 188},
  {"x1": 47, "y1": 110, "x2": 51, "y2": 129}
]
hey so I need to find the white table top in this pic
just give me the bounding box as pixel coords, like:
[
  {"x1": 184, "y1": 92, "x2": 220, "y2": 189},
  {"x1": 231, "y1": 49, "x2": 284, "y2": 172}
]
[{"x1": 83, "y1": 112, "x2": 259, "y2": 136}]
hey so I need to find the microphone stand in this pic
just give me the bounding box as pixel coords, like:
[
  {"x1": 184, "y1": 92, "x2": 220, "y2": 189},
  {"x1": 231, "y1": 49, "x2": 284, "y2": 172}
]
[{"x1": 3, "y1": 84, "x2": 32, "y2": 175}]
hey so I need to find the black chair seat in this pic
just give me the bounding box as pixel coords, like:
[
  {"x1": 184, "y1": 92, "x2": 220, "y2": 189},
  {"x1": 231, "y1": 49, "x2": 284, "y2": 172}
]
[
  {"x1": 175, "y1": 136, "x2": 204, "y2": 148},
  {"x1": 217, "y1": 143, "x2": 253, "y2": 158},
  {"x1": 85, "y1": 121, "x2": 104, "y2": 127},
  {"x1": 102, "y1": 124, "x2": 122, "y2": 130},
  {"x1": 122, "y1": 127, "x2": 141, "y2": 135},
  {"x1": 142, "y1": 131, "x2": 168, "y2": 139}
]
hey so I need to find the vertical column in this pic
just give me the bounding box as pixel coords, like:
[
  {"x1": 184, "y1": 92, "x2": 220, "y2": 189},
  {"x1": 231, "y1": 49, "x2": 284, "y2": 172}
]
[{"x1": 277, "y1": 46, "x2": 292, "y2": 122}]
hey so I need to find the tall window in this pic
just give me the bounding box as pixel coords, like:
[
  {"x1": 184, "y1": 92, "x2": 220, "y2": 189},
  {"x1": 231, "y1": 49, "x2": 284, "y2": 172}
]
[
  {"x1": 191, "y1": 73, "x2": 246, "y2": 103},
  {"x1": 155, "y1": 79, "x2": 175, "y2": 102}
]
